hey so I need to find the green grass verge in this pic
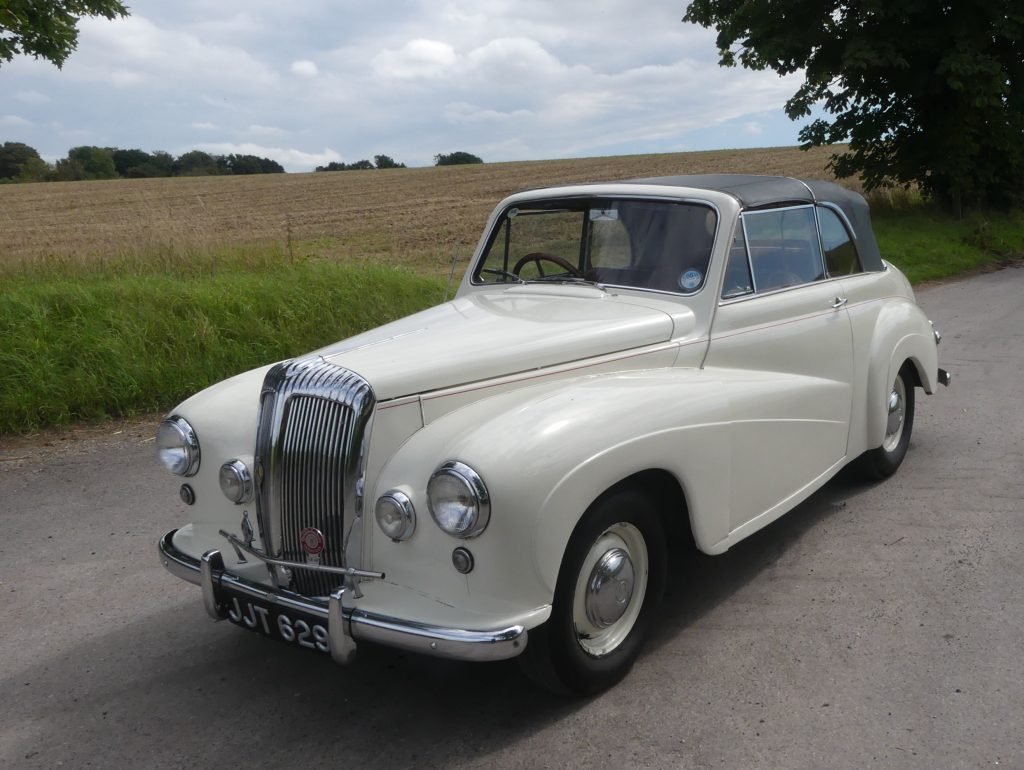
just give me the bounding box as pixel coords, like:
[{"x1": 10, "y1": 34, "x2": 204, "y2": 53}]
[
  {"x1": 0, "y1": 259, "x2": 444, "y2": 433},
  {"x1": 0, "y1": 204, "x2": 1020, "y2": 434},
  {"x1": 874, "y1": 206, "x2": 1024, "y2": 283}
]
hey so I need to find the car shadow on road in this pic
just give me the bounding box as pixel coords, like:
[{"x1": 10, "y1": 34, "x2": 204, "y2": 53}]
[{"x1": 2, "y1": 467, "x2": 879, "y2": 769}]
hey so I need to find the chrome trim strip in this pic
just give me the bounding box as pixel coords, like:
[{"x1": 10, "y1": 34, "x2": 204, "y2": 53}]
[
  {"x1": 219, "y1": 529, "x2": 384, "y2": 579},
  {"x1": 158, "y1": 529, "x2": 528, "y2": 662}
]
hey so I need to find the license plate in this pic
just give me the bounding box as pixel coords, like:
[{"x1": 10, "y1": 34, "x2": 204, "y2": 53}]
[{"x1": 222, "y1": 589, "x2": 330, "y2": 654}]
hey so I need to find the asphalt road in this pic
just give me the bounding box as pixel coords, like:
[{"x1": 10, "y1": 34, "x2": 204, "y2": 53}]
[{"x1": 2, "y1": 267, "x2": 1022, "y2": 769}]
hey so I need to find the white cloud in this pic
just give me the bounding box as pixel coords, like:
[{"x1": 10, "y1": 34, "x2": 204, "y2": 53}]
[
  {"x1": 64, "y1": 14, "x2": 280, "y2": 93},
  {"x1": 372, "y1": 39, "x2": 457, "y2": 79},
  {"x1": 195, "y1": 142, "x2": 342, "y2": 171},
  {"x1": 244, "y1": 124, "x2": 288, "y2": 138},
  {"x1": 0, "y1": 115, "x2": 33, "y2": 128},
  {"x1": 291, "y1": 59, "x2": 319, "y2": 77},
  {"x1": 15, "y1": 90, "x2": 50, "y2": 104},
  {"x1": 0, "y1": 3, "x2": 807, "y2": 169}
]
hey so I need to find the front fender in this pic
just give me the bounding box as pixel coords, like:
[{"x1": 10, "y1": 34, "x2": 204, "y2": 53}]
[{"x1": 370, "y1": 368, "x2": 731, "y2": 618}]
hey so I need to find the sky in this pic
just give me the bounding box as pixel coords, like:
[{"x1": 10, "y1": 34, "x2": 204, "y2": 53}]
[{"x1": 0, "y1": 0, "x2": 807, "y2": 172}]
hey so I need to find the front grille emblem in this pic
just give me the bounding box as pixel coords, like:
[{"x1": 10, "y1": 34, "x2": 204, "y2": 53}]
[{"x1": 299, "y1": 527, "x2": 326, "y2": 565}]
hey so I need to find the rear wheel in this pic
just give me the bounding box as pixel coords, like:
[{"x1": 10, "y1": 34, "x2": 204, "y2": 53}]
[
  {"x1": 519, "y1": 489, "x2": 666, "y2": 696},
  {"x1": 860, "y1": 363, "x2": 916, "y2": 479}
]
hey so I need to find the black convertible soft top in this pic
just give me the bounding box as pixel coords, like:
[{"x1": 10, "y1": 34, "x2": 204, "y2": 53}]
[{"x1": 622, "y1": 174, "x2": 884, "y2": 272}]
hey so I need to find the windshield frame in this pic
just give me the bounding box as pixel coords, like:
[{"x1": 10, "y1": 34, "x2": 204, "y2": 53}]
[{"x1": 469, "y1": 194, "x2": 722, "y2": 298}]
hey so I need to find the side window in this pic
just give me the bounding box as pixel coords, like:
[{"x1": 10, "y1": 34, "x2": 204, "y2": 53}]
[
  {"x1": 743, "y1": 207, "x2": 825, "y2": 292},
  {"x1": 817, "y1": 207, "x2": 863, "y2": 276},
  {"x1": 721, "y1": 221, "x2": 753, "y2": 298}
]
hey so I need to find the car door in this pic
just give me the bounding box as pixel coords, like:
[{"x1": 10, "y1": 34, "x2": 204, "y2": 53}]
[{"x1": 705, "y1": 205, "x2": 854, "y2": 532}]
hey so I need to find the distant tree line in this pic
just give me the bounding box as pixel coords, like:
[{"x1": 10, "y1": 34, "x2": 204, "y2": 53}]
[
  {"x1": 0, "y1": 141, "x2": 285, "y2": 183},
  {"x1": 315, "y1": 154, "x2": 407, "y2": 172},
  {"x1": 314, "y1": 151, "x2": 484, "y2": 172}
]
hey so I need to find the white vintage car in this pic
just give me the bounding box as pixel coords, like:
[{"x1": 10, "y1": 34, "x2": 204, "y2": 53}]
[{"x1": 157, "y1": 174, "x2": 949, "y2": 694}]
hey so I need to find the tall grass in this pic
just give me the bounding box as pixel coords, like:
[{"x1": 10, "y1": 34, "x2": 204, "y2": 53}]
[
  {"x1": 0, "y1": 256, "x2": 443, "y2": 433},
  {"x1": 873, "y1": 206, "x2": 1024, "y2": 283}
]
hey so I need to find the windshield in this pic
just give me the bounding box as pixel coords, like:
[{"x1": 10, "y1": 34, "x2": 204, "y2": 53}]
[{"x1": 473, "y1": 198, "x2": 717, "y2": 294}]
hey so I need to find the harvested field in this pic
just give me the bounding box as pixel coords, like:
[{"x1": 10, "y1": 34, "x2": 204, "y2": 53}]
[{"x1": 0, "y1": 145, "x2": 843, "y2": 277}]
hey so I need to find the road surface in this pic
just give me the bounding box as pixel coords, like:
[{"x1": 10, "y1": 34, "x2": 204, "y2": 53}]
[{"x1": 2, "y1": 267, "x2": 1022, "y2": 768}]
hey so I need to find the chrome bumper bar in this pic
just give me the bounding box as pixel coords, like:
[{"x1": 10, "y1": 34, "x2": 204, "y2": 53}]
[{"x1": 158, "y1": 529, "x2": 527, "y2": 664}]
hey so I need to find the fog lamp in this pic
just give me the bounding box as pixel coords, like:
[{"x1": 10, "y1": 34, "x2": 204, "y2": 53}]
[
  {"x1": 375, "y1": 490, "x2": 416, "y2": 541},
  {"x1": 219, "y1": 459, "x2": 253, "y2": 503}
]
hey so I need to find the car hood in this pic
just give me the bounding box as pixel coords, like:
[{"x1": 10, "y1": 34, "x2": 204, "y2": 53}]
[{"x1": 315, "y1": 284, "x2": 682, "y2": 400}]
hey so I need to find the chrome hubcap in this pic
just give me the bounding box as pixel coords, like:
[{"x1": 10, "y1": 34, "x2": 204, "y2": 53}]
[
  {"x1": 572, "y1": 522, "x2": 648, "y2": 657},
  {"x1": 883, "y1": 376, "x2": 906, "y2": 452},
  {"x1": 585, "y1": 547, "x2": 635, "y2": 628}
]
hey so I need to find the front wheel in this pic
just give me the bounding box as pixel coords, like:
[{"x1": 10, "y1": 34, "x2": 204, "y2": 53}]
[
  {"x1": 859, "y1": 363, "x2": 916, "y2": 479},
  {"x1": 519, "y1": 489, "x2": 666, "y2": 696}
]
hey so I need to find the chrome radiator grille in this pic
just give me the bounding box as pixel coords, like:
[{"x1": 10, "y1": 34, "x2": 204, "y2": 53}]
[{"x1": 255, "y1": 357, "x2": 375, "y2": 598}]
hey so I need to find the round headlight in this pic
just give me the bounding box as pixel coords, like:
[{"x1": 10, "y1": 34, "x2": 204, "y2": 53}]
[
  {"x1": 427, "y1": 461, "x2": 490, "y2": 538},
  {"x1": 156, "y1": 417, "x2": 200, "y2": 476},
  {"x1": 219, "y1": 459, "x2": 253, "y2": 504},
  {"x1": 374, "y1": 490, "x2": 416, "y2": 541}
]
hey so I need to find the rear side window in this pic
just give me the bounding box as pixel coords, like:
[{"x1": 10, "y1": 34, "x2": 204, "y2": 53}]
[
  {"x1": 742, "y1": 206, "x2": 825, "y2": 292},
  {"x1": 817, "y1": 207, "x2": 863, "y2": 276}
]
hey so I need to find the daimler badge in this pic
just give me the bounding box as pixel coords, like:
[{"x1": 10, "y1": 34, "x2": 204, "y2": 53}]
[{"x1": 299, "y1": 527, "x2": 325, "y2": 565}]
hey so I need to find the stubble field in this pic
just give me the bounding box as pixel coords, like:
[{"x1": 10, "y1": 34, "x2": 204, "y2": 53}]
[{"x1": 0, "y1": 145, "x2": 843, "y2": 277}]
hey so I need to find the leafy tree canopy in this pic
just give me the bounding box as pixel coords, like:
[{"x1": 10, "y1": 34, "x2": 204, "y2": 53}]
[
  {"x1": 315, "y1": 159, "x2": 375, "y2": 172},
  {"x1": 0, "y1": 0, "x2": 128, "y2": 68},
  {"x1": 67, "y1": 145, "x2": 116, "y2": 179},
  {"x1": 684, "y1": 0, "x2": 1024, "y2": 211},
  {"x1": 434, "y1": 151, "x2": 483, "y2": 166},
  {"x1": 373, "y1": 154, "x2": 406, "y2": 169},
  {"x1": 0, "y1": 141, "x2": 42, "y2": 179}
]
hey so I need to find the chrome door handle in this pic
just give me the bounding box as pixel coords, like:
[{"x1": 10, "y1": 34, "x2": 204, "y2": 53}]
[{"x1": 831, "y1": 296, "x2": 848, "y2": 309}]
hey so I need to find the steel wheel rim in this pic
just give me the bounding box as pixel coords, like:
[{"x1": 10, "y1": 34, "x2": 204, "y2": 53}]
[
  {"x1": 883, "y1": 374, "x2": 907, "y2": 452},
  {"x1": 572, "y1": 522, "x2": 649, "y2": 658}
]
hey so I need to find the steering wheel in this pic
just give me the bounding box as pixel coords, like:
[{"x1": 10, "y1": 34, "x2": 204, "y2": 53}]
[{"x1": 512, "y1": 252, "x2": 584, "y2": 278}]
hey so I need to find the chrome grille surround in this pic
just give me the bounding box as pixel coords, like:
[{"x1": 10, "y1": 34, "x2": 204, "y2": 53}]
[{"x1": 255, "y1": 356, "x2": 376, "y2": 598}]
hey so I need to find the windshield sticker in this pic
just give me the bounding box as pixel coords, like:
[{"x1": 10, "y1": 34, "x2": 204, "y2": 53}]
[
  {"x1": 679, "y1": 269, "x2": 702, "y2": 291},
  {"x1": 589, "y1": 208, "x2": 619, "y2": 221},
  {"x1": 507, "y1": 207, "x2": 519, "y2": 218}
]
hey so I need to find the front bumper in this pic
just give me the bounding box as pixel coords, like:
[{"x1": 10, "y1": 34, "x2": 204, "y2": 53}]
[{"x1": 158, "y1": 529, "x2": 527, "y2": 663}]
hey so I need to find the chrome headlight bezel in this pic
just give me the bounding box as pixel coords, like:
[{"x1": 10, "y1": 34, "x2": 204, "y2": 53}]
[
  {"x1": 219, "y1": 459, "x2": 254, "y2": 504},
  {"x1": 427, "y1": 460, "x2": 490, "y2": 539},
  {"x1": 374, "y1": 490, "x2": 416, "y2": 541},
  {"x1": 156, "y1": 416, "x2": 200, "y2": 477}
]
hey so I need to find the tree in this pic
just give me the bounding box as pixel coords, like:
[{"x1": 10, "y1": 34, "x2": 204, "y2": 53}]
[
  {"x1": 0, "y1": 0, "x2": 128, "y2": 69},
  {"x1": 683, "y1": 0, "x2": 1024, "y2": 212},
  {"x1": 67, "y1": 145, "x2": 116, "y2": 179},
  {"x1": 314, "y1": 159, "x2": 374, "y2": 171},
  {"x1": 223, "y1": 154, "x2": 285, "y2": 174},
  {"x1": 111, "y1": 148, "x2": 156, "y2": 177},
  {"x1": 373, "y1": 154, "x2": 406, "y2": 169},
  {"x1": 0, "y1": 141, "x2": 42, "y2": 179},
  {"x1": 434, "y1": 151, "x2": 483, "y2": 166},
  {"x1": 174, "y1": 150, "x2": 219, "y2": 176}
]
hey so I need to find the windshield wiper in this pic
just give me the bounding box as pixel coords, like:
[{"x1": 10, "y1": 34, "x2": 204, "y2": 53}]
[
  {"x1": 526, "y1": 275, "x2": 609, "y2": 292},
  {"x1": 479, "y1": 267, "x2": 525, "y2": 284}
]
